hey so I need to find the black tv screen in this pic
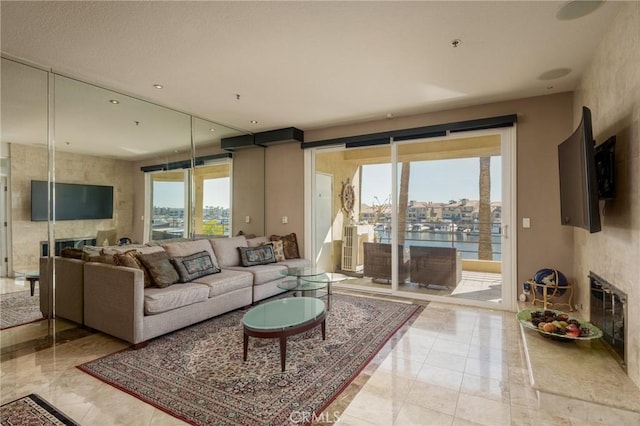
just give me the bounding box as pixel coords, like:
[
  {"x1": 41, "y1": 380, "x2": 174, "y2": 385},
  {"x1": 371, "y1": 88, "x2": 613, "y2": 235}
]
[
  {"x1": 558, "y1": 106, "x2": 601, "y2": 233},
  {"x1": 31, "y1": 181, "x2": 114, "y2": 221}
]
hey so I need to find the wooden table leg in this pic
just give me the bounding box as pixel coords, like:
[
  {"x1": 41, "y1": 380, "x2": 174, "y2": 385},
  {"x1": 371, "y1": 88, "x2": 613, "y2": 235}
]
[
  {"x1": 243, "y1": 332, "x2": 249, "y2": 362},
  {"x1": 27, "y1": 278, "x2": 37, "y2": 296},
  {"x1": 279, "y1": 335, "x2": 287, "y2": 372}
]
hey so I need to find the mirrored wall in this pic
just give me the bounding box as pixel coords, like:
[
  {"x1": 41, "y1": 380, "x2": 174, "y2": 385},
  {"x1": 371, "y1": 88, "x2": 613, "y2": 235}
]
[{"x1": 0, "y1": 57, "x2": 264, "y2": 345}]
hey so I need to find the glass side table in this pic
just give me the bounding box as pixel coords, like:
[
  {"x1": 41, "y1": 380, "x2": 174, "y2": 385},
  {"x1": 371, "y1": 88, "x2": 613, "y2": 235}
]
[
  {"x1": 279, "y1": 266, "x2": 325, "y2": 285},
  {"x1": 299, "y1": 273, "x2": 351, "y2": 310}
]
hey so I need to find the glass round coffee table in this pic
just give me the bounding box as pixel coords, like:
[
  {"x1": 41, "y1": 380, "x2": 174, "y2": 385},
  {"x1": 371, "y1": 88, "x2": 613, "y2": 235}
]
[{"x1": 242, "y1": 297, "x2": 326, "y2": 372}]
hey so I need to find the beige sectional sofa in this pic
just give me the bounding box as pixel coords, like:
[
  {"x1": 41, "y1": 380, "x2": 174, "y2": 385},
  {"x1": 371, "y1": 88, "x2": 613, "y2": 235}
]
[{"x1": 40, "y1": 235, "x2": 310, "y2": 345}]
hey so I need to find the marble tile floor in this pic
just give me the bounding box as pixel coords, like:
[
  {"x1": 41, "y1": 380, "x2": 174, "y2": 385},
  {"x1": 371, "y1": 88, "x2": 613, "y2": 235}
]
[{"x1": 0, "y1": 293, "x2": 625, "y2": 426}]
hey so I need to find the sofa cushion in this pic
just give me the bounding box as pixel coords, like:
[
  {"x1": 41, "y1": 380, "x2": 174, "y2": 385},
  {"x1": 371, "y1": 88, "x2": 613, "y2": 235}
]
[
  {"x1": 224, "y1": 263, "x2": 288, "y2": 286},
  {"x1": 264, "y1": 240, "x2": 285, "y2": 262},
  {"x1": 171, "y1": 251, "x2": 220, "y2": 283},
  {"x1": 143, "y1": 283, "x2": 209, "y2": 315},
  {"x1": 135, "y1": 246, "x2": 166, "y2": 255},
  {"x1": 137, "y1": 251, "x2": 180, "y2": 288},
  {"x1": 101, "y1": 244, "x2": 147, "y2": 256},
  {"x1": 238, "y1": 245, "x2": 276, "y2": 267},
  {"x1": 209, "y1": 236, "x2": 247, "y2": 267},
  {"x1": 145, "y1": 237, "x2": 191, "y2": 246},
  {"x1": 162, "y1": 239, "x2": 220, "y2": 271},
  {"x1": 270, "y1": 233, "x2": 300, "y2": 259},
  {"x1": 246, "y1": 236, "x2": 270, "y2": 247},
  {"x1": 191, "y1": 269, "x2": 253, "y2": 298}
]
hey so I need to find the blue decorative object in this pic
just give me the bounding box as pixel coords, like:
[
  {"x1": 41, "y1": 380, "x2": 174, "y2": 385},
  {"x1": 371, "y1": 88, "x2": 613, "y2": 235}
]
[{"x1": 533, "y1": 268, "x2": 568, "y2": 296}]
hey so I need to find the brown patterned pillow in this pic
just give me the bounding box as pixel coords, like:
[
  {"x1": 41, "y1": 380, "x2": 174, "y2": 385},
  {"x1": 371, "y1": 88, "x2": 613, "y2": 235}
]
[
  {"x1": 137, "y1": 251, "x2": 179, "y2": 288},
  {"x1": 113, "y1": 250, "x2": 153, "y2": 288},
  {"x1": 60, "y1": 247, "x2": 84, "y2": 259},
  {"x1": 270, "y1": 233, "x2": 300, "y2": 259},
  {"x1": 262, "y1": 240, "x2": 285, "y2": 262}
]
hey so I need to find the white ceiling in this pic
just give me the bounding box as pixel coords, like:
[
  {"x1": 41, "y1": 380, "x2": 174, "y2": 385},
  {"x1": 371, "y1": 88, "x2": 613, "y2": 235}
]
[{"x1": 0, "y1": 1, "x2": 622, "y2": 145}]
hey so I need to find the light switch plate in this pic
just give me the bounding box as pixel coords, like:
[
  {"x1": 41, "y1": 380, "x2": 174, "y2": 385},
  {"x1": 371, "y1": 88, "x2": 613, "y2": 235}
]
[{"x1": 523, "y1": 218, "x2": 531, "y2": 228}]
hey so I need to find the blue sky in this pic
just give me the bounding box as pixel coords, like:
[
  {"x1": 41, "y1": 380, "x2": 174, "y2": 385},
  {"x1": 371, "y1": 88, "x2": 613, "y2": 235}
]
[
  {"x1": 153, "y1": 178, "x2": 230, "y2": 209},
  {"x1": 361, "y1": 157, "x2": 502, "y2": 206},
  {"x1": 153, "y1": 157, "x2": 501, "y2": 208}
]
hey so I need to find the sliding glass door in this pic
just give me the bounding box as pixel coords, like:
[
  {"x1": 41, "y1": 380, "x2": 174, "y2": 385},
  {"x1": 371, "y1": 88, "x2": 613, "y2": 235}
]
[
  {"x1": 394, "y1": 134, "x2": 505, "y2": 305},
  {"x1": 309, "y1": 128, "x2": 515, "y2": 310}
]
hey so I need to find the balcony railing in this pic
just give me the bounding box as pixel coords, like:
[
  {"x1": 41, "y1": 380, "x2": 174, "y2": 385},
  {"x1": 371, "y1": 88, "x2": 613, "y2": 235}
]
[{"x1": 374, "y1": 220, "x2": 502, "y2": 261}]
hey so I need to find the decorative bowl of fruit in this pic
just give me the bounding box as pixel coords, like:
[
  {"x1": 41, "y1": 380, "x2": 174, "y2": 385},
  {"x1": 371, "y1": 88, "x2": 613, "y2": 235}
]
[{"x1": 516, "y1": 309, "x2": 602, "y2": 341}]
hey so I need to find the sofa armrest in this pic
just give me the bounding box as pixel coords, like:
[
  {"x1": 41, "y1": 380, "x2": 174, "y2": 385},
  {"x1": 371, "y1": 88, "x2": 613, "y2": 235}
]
[
  {"x1": 39, "y1": 256, "x2": 85, "y2": 323},
  {"x1": 84, "y1": 262, "x2": 145, "y2": 344}
]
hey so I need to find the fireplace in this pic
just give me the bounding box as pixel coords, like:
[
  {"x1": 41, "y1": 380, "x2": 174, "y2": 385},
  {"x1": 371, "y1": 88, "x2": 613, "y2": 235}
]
[{"x1": 590, "y1": 272, "x2": 627, "y2": 371}]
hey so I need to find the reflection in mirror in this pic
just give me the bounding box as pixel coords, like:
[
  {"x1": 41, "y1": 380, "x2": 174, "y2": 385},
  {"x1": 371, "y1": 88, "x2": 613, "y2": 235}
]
[
  {"x1": 1, "y1": 58, "x2": 51, "y2": 348},
  {"x1": 52, "y1": 74, "x2": 192, "y2": 245},
  {"x1": 192, "y1": 117, "x2": 257, "y2": 238}
]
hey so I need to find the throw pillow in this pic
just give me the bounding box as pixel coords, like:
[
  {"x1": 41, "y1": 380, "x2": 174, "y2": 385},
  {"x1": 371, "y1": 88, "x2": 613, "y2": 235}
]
[
  {"x1": 270, "y1": 233, "x2": 300, "y2": 259},
  {"x1": 238, "y1": 245, "x2": 277, "y2": 267},
  {"x1": 113, "y1": 250, "x2": 153, "y2": 288},
  {"x1": 171, "y1": 251, "x2": 220, "y2": 283},
  {"x1": 262, "y1": 240, "x2": 285, "y2": 262},
  {"x1": 137, "y1": 251, "x2": 180, "y2": 288},
  {"x1": 60, "y1": 247, "x2": 84, "y2": 259}
]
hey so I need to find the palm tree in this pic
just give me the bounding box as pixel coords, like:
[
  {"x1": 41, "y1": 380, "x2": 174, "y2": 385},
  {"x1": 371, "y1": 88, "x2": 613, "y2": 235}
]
[
  {"x1": 398, "y1": 162, "x2": 410, "y2": 246},
  {"x1": 478, "y1": 157, "x2": 493, "y2": 260}
]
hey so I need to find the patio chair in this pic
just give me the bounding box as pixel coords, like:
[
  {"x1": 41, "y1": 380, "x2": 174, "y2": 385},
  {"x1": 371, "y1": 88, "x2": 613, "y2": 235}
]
[
  {"x1": 363, "y1": 242, "x2": 409, "y2": 283},
  {"x1": 410, "y1": 246, "x2": 462, "y2": 289}
]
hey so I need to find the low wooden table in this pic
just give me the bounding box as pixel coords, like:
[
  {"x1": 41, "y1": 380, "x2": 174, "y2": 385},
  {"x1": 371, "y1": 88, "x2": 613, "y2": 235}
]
[
  {"x1": 24, "y1": 272, "x2": 40, "y2": 296},
  {"x1": 242, "y1": 297, "x2": 326, "y2": 372}
]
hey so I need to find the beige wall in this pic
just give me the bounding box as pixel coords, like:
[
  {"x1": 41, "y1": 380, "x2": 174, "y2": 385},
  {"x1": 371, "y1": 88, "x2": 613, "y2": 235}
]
[
  {"x1": 10, "y1": 144, "x2": 134, "y2": 270},
  {"x1": 232, "y1": 147, "x2": 265, "y2": 237},
  {"x1": 305, "y1": 92, "x2": 575, "y2": 291},
  {"x1": 574, "y1": 1, "x2": 639, "y2": 388},
  {"x1": 264, "y1": 143, "x2": 305, "y2": 254}
]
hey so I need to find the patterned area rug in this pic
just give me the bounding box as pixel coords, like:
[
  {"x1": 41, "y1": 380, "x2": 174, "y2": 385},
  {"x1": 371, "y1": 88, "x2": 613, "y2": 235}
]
[
  {"x1": 79, "y1": 294, "x2": 423, "y2": 425},
  {"x1": 0, "y1": 393, "x2": 79, "y2": 425},
  {"x1": 0, "y1": 290, "x2": 44, "y2": 330}
]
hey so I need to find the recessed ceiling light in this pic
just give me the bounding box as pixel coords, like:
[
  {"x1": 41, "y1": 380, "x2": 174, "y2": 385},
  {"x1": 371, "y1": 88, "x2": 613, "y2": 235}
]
[
  {"x1": 537, "y1": 68, "x2": 572, "y2": 80},
  {"x1": 556, "y1": 0, "x2": 603, "y2": 21},
  {"x1": 153, "y1": 84, "x2": 163, "y2": 89},
  {"x1": 250, "y1": 120, "x2": 258, "y2": 124},
  {"x1": 386, "y1": 113, "x2": 394, "y2": 118},
  {"x1": 210, "y1": 128, "x2": 216, "y2": 132},
  {"x1": 109, "y1": 99, "x2": 120, "y2": 104}
]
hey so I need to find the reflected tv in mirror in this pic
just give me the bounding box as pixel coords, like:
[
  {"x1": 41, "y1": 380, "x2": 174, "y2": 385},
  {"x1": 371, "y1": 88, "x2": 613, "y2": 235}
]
[
  {"x1": 31, "y1": 180, "x2": 113, "y2": 221},
  {"x1": 558, "y1": 106, "x2": 601, "y2": 233}
]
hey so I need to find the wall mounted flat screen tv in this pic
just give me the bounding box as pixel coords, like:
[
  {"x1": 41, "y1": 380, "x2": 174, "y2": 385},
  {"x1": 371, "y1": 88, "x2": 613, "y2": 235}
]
[
  {"x1": 595, "y1": 135, "x2": 616, "y2": 200},
  {"x1": 558, "y1": 106, "x2": 601, "y2": 233},
  {"x1": 31, "y1": 181, "x2": 114, "y2": 221}
]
